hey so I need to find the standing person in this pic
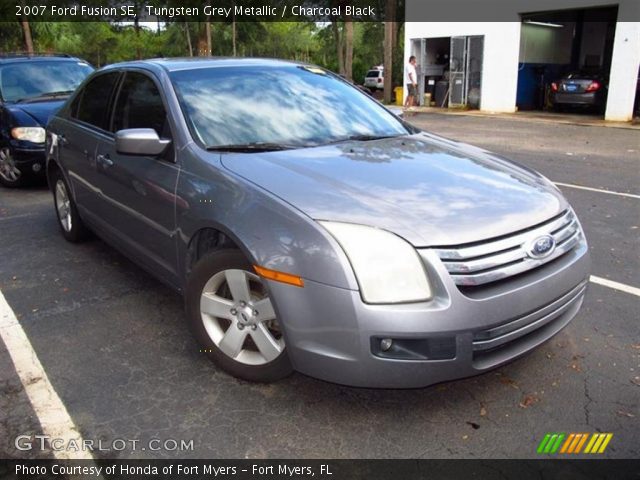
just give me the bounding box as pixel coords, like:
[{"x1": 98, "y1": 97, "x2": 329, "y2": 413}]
[{"x1": 404, "y1": 56, "x2": 418, "y2": 110}]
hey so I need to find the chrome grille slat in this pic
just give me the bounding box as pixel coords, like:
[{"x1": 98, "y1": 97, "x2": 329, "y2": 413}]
[
  {"x1": 442, "y1": 247, "x2": 526, "y2": 273},
  {"x1": 430, "y1": 210, "x2": 582, "y2": 286},
  {"x1": 434, "y1": 210, "x2": 573, "y2": 261}
]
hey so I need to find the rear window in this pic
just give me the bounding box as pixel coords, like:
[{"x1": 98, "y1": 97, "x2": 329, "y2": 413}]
[{"x1": 366, "y1": 71, "x2": 381, "y2": 78}]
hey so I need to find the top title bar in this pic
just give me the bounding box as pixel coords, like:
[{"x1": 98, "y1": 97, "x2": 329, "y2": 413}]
[{"x1": 6, "y1": 0, "x2": 640, "y2": 22}]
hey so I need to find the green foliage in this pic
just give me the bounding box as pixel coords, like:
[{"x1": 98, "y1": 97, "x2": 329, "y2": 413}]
[{"x1": 1, "y1": 19, "x2": 404, "y2": 87}]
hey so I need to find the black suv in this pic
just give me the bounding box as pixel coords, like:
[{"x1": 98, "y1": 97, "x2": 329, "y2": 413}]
[{"x1": 0, "y1": 54, "x2": 93, "y2": 187}]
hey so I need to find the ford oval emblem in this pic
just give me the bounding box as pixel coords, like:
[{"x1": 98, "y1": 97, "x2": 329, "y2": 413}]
[{"x1": 527, "y1": 235, "x2": 556, "y2": 259}]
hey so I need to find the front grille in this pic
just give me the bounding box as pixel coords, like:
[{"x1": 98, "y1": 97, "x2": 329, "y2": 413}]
[{"x1": 432, "y1": 210, "x2": 582, "y2": 287}]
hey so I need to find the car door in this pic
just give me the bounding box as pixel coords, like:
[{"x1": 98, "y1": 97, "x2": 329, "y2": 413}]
[
  {"x1": 56, "y1": 71, "x2": 121, "y2": 218},
  {"x1": 93, "y1": 70, "x2": 180, "y2": 285}
]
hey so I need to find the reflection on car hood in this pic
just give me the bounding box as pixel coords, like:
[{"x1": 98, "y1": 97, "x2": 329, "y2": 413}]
[
  {"x1": 8, "y1": 100, "x2": 66, "y2": 127},
  {"x1": 220, "y1": 133, "x2": 568, "y2": 247}
]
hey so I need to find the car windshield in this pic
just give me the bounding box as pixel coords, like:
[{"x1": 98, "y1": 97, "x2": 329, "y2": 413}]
[
  {"x1": 366, "y1": 70, "x2": 380, "y2": 78},
  {"x1": 169, "y1": 65, "x2": 409, "y2": 149},
  {"x1": 0, "y1": 60, "x2": 93, "y2": 103}
]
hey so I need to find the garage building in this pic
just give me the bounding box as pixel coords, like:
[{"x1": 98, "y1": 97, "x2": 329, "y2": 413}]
[{"x1": 404, "y1": 0, "x2": 639, "y2": 121}]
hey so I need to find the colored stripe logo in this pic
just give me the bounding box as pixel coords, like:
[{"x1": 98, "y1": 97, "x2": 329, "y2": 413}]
[{"x1": 537, "y1": 433, "x2": 613, "y2": 454}]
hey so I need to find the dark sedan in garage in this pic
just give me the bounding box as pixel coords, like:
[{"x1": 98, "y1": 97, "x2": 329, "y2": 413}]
[{"x1": 550, "y1": 71, "x2": 608, "y2": 112}]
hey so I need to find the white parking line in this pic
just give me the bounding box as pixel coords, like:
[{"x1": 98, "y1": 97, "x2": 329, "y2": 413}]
[
  {"x1": 0, "y1": 289, "x2": 95, "y2": 461},
  {"x1": 554, "y1": 182, "x2": 640, "y2": 200},
  {"x1": 590, "y1": 275, "x2": 640, "y2": 297}
]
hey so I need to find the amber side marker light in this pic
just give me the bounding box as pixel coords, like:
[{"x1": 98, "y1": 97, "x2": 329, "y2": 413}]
[{"x1": 254, "y1": 265, "x2": 304, "y2": 287}]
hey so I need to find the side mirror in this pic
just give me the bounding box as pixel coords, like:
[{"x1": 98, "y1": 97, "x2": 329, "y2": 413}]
[{"x1": 115, "y1": 128, "x2": 171, "y2": 156}]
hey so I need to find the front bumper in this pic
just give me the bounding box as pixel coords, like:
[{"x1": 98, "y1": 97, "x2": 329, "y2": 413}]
[
  {"x1": 268, "y1": 239, "x2": 590, "y2": 388},
  {"x1": 11, "y1": 144, "x2": 46, "y2": 175}
]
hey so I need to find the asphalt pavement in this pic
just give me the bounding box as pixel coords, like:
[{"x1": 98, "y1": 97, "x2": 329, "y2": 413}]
[{"x1": 0, "y1": 113, "x2": 638, "y2": 460}]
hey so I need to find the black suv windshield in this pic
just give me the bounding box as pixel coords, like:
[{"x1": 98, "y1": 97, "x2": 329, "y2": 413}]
[
  {"x1": 170, "y1": 65, "x2": 409, "y2": 149},
  {"x1": 0, "y1": 60, "x2": 93, "y2": 103}
]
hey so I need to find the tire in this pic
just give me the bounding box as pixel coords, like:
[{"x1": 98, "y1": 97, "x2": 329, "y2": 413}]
[
  {"x1": 51, "y1": 169, "x2": 90, "y2": 242},
  {"x1": 185, "y1": 249, "x2": 293, "y2": 382},
  {"x1": 0, "y1": 147, "x2": 25, "y2": 188}
]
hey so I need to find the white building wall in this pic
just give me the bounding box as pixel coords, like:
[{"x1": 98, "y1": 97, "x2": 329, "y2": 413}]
[
  {"x1": 605, "y1": 21, "x2": 640, "y2": 121},
  {"x1": 405, "y1": 22, "x2": 522, "y2": 113}
]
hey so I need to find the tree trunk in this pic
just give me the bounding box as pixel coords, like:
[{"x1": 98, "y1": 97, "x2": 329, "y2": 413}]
[
  {"x1": 383, "y1": 0, "x2": 397, "y2": 104},
  {"x1": 20, "y1": 2, "x2": 34, "y2": 54},
  {"x1": 134, "y1": 15, "x2": 142, "y2": 59},
  {"x1": 205, "y1": 20, "x2": 212, "y2": 56},
  {"x1": 232, "y1": 9, "x2": 237, "y2": 56},
  {"x1": 332, "y1": 21, "x2": 345, "y2": 75},
  {"x1": 344, "y1": 20, "x2": 353, "y2": 81},
  {"x1": 185, "y1": 23, "x2": 193, "y2": 57}
]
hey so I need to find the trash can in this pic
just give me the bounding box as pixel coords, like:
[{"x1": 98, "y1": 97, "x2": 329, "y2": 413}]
[{"x1": 394, "y1": 87, "x2": 403, "y2": 106}]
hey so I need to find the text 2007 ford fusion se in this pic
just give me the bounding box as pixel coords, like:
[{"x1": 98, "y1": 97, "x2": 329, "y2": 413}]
[{"x1": 46, "y1": 58, "x2": 590, "y2": 388}]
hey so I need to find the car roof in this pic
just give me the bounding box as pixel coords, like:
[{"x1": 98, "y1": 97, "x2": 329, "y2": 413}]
[
  {"x1": 0, "y1": 54, "x2": 86, "y2": 65},
  {"x1": 99, "y1": 57, "x2": 308, "y2": 73}
]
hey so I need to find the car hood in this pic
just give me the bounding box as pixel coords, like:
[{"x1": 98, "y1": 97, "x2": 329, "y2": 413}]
[
  {"x1": 220, "y1": 133, "x2": 568, "y2": 247},
  {"x1": 7, "y1": 100, "x2": 66, "y2": 127}
]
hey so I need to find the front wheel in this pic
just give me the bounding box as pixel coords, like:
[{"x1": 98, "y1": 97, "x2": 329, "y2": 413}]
[
  {"x1": 0, "y1": 147, "x2": 24, "y2": 187},
  {"x1": 185, "y1": 250, "x2": 293, "y2": 382}
]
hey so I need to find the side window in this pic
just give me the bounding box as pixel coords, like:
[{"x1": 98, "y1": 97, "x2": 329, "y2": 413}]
[
  {"x1": 112, "y1": 72, "x2": 170, "y2": 138},
  {"x1": 73, "y1": 72, "x2": 120, "y2": 130}
]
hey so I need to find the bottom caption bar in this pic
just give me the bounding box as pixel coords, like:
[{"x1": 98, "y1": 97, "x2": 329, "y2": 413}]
[{"x1": 1, "y1": 459, "x2": 639, "y2": 480}]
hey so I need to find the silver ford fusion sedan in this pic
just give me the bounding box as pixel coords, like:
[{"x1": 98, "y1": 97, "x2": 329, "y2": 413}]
[{"x1": 46, "y1": 58, "x2": 590, "y2": 388}]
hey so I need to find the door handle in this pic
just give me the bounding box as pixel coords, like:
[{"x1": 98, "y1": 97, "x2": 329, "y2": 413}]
[{"x1": 96, "y1": 154, "x2": 114, "y2": 167}]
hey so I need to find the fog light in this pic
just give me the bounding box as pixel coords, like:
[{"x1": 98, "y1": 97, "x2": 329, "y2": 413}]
[
  {"x1": 380, "y1": 338, "x2": 393, "y2": 352},
  {"x1": 32, "y1": 163, "x2": 41, "y2": 172}
]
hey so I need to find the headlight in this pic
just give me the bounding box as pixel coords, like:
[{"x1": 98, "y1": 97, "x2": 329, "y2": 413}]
[
  {"x1": 11, "y1": 127, "x2": 45, "y2": 144},
  {"x1": 320, "y1": 221, "x2": 432, "y2": 304}
]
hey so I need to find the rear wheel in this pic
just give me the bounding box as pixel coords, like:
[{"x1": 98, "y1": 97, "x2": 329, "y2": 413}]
[
  {"x1": 185, "y1": 249, "x2": 292, "y2": 382},
  {"x1": 0, "y1": 147, "x2": 24, "y2": 187},
  {"x1": 52, "y1": 170, "x2": 89, "y2": 242}
]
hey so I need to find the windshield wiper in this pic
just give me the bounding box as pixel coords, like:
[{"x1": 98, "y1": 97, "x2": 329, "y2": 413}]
[
  {"x1": 16, "y1": 90, "x2": 75, "y2": 103},
  {"x1": 323, "y1": 134, "x2": 402, "y2": 145},
  {"x1": 205, "y1": 142, "x2": 300, "y2": 152}
]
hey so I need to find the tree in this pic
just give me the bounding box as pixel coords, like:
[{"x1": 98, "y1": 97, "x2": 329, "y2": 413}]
[
  {"x1": 383, "y1": 0, "x2": 397, "y2": 103},
  {"x1": 344, "y1": 19, "x2": 353, "y2": 80},
  {"x1": 205, "y1": 20, "x2": 212, "y2": 56},
  {"x1": 184, "y1": 22, "x2": 193, "y2": 56},
  {"x1": 19, "y1": 0, "x2": 33, "y2": 53},
  {"x1": 331, "y1": 20, "x2": 345, "y2": 75}
]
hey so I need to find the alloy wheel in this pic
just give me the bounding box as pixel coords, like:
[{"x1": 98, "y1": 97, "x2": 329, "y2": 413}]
[
  {"x1": 0, "y1": 148, "x2": 21, "y2": 183},
  {"x1": 200, "y1": 269, "x2": 284, "y2": 365},
  {"x1": 55, "y1": 179, "x2": 73, "y2": 232}
]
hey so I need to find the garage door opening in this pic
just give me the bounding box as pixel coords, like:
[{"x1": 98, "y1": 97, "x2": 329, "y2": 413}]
[
  {"x1": 410, "y1": 36, "x2": 483, "y2": 109},
  {"x1": 517, "y1": 6, "x2": 618, "y2": 118}
]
